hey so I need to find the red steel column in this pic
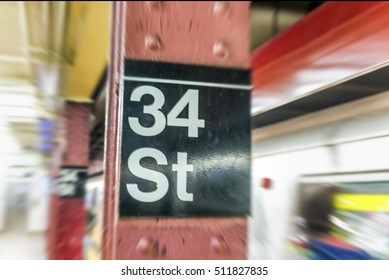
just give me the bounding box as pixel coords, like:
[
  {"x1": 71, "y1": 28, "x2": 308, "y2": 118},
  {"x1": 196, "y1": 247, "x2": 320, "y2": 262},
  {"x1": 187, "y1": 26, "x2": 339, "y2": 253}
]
[
  {"x1": 103, "y1": 1, "x2": 251, "y2": 259},
  {"x1": 47, "y1": 101, "x2": 91, "y2": 260}
]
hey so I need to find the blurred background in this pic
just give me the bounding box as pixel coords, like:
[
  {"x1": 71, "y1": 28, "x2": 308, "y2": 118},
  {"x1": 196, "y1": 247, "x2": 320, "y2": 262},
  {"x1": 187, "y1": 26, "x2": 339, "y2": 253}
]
[
  {"x1": 1, "y1": 1, "x2": 389, "y2": 260},
  {"x1": 0, "y1": 1, "x2": 108, "y2": 259}
]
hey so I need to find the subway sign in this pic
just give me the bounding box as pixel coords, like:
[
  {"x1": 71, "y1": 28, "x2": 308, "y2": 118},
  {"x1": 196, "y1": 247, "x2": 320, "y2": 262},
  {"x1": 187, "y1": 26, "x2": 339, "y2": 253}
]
[
  {"x1": 53, "y1": 167, "x2": 87, "y2": 198},
  {"x1": 119, "y1": 60, "x2": 251, "y2": 217}
]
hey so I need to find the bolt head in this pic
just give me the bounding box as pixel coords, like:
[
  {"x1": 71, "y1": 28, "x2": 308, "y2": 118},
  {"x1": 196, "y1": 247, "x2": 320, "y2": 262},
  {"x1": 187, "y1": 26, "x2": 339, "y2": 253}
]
[
  {"x1": 213, "y1": 2, "x2": 229, "y2": 16},
  {"x1": 213, "y1": 41, "x2": 229, "y2": 58},
  {"x1": 145, "y1": 34, "x2": 162, "y2": 51},
  {"x1": 146, "y1": 1, "x2": 162, "y2": 10}
]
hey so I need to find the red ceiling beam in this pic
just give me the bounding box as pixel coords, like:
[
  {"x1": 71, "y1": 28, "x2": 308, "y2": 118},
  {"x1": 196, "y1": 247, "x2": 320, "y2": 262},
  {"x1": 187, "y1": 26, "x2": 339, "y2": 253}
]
[{"x1": 251, "y1": 1, "x2": 389, "y2": 113}]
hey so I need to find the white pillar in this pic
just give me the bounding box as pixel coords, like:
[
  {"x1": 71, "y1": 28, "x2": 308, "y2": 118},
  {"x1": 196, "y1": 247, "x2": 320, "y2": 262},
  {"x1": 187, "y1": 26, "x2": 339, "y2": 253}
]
[
  {"x1": 27, "y1": 168, "x2": 50, "y2": 233},
  {"x1": 0, "y1": 163, "x2": 6, "y2": 231}
]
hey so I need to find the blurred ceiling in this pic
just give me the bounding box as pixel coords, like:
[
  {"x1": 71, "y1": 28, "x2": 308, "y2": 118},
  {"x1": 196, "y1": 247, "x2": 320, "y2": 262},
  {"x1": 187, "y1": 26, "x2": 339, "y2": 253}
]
[
  {"x1": 0, "y1": 1, "x2": 110, "y2": 171},
  {"x1": 0, "y1": 2, "x2": 60, "y2": 169}
]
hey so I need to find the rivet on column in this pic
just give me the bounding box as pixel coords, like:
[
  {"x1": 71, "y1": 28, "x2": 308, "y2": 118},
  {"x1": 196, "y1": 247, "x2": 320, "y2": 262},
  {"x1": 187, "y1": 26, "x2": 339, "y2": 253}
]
[
  {"x1": 146, "y1": 1, "x2": 162, "y2": 10},
  {"x1": 145, "y1": 34, "x2": 162, "y2": 51},
  {"x1": 213, "y1": 40, "x2": 229, "y2": 58},
  {"x1": 213, "y1": 1, "x2": 229, "y2": 16}
]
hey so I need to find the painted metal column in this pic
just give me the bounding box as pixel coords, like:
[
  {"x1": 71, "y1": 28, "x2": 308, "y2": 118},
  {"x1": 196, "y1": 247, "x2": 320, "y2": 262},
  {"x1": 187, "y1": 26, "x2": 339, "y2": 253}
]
[
  {"x1": 47, "y1": 101, "x2": 91, "y2": 260},
  {"x1": 103, "y1": 1, "x2": 251, "y2": 260}
]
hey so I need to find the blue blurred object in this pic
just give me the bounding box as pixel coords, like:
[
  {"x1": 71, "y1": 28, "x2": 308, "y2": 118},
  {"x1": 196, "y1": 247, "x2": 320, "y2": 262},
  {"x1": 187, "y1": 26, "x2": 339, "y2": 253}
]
[
  {"x1": 38, "y1": 119, "x2": 56, "y2": 131},
  {"x1": 307, "y1": 238, "x2": 375, "y2": 260},
  {"x1": 38, "y1": 142, "x2": 54, "y2": 153},
  {"x1": 37, "y1": 119, "x2": 56, "y2": 153}
]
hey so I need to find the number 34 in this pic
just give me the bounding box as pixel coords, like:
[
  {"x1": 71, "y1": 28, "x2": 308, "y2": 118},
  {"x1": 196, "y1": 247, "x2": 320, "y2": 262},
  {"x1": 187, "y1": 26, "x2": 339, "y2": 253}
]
[{"x1": 128, "y1": 85, "x2": 205, "y2": 138}]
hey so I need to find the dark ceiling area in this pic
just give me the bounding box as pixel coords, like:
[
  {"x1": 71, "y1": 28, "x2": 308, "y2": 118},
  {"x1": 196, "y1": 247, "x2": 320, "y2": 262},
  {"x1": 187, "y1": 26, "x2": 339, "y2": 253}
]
[
  {"x1": 251, "y1": 1, "x2": 324, "y2": 12},
  {"x1": 250, "y1": 1, "x2": 324, "y2": 50}
]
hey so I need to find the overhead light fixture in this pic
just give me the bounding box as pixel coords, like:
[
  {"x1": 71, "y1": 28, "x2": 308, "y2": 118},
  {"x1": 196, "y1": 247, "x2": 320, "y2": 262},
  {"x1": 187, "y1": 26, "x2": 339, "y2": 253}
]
[
  {"x1": 0, "y1": 85, "x2": 36, "y2": 94},
  {"x1": 0, "y1": 116, "x2": 40, "y2": 123},
  {"x1": 0, "y1": 141, "x2": 23, "y2": 153},
  {"x1": 0, "y1": 107, "x2": 39, "y2": 117},
  {"x1": 0, "y1": 106, "x2": 55, "y2": 118},
  {"x1": 0, "y1": 94, "x2": 39, "y2": 106}
]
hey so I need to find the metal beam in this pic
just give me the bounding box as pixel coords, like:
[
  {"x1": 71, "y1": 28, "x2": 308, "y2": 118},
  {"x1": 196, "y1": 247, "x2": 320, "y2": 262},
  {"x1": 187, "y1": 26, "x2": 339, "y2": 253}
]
[{"x1": 251, "y1": 2, "x2": 389, "y2": 124}]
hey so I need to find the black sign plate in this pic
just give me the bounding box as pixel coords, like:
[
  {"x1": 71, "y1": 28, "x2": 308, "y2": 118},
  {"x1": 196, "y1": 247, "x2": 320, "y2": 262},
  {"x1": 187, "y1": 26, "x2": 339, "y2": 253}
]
[
  {"x1": 119, "y1": 60, "x2": 251, "y2": 217},
  {"x1": 53, "y1": 167, "x2": 87, "y2": 198}
]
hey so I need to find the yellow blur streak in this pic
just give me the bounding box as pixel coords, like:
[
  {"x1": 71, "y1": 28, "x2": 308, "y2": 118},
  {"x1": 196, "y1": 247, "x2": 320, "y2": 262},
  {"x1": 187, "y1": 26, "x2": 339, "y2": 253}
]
[
  {"x1": 63, "y1": 1, "x2": 110, "y2": 102},
  {"x1": 85, "y1": 226, "x2": 101, "y2": 260},
  {"x1": 334, "y1": 194, "x2": 389, "y2": 212}
]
